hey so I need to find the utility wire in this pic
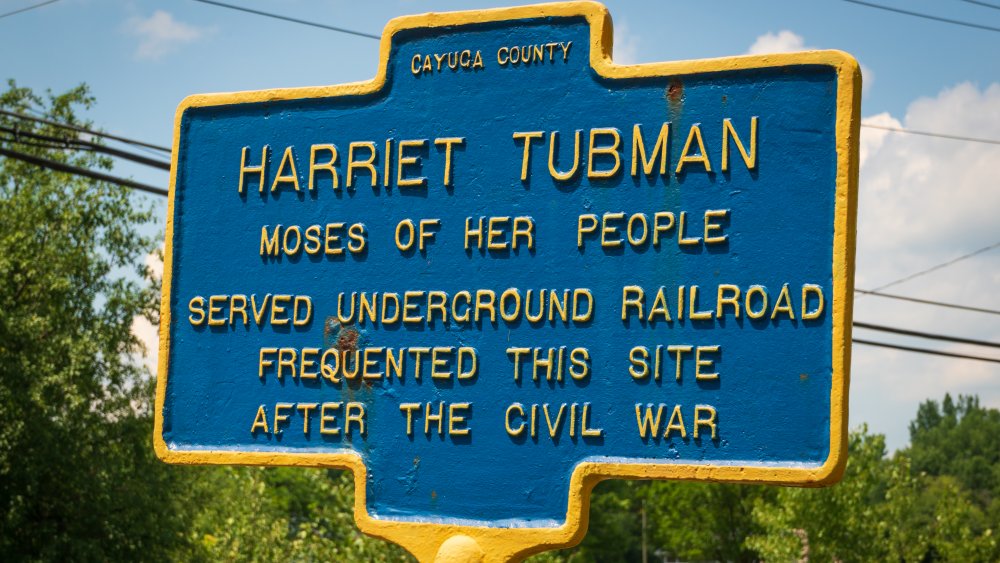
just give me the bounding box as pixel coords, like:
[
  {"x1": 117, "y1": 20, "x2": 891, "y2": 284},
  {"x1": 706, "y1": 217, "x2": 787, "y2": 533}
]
[
  {"x1": 961, "y1": 0, "x2": 1000, "y2": 11},
  {"x1": 870, "y1": 241, "x2": 1000, "y2": 292},
  {"x1": 841, "y1": 0, "x2": 1000, "y2": 33},
  {"x1": 856, "y1": 289, "x2": 1000, "y2": 316},
  {"x1": 0, "y1": 0, "x2": 59, "y2": 20},
  {"x1": 0, "y1": 125, "x2": 170, "y2": 170},
  {"x1": 0, "y1": 109, "x2": 171, "y2": 153},
  {"x1": 854, "y1": 321, "x2": 1000, "y2": 349},
  {"x1": 9, "y1": 139, "x2": 1000, "y2": 368},
  {"x1": 854, "y1": 338, "x2": 1000, "y2": 364},
  {"x1": 191, "y1": 0, "x2": 379, "y2": 40},
  {"x1": 861, "y1": 123, "x2": 1000, "y2": 146},
  {"x1": 0, "y1": 134, "x2": 74, "y2": 153},
  {"x1": 0, "y1": 146, "x2": 167, "y2": 196},
  {"x1": 6, "y1": 107, "x2": 171, "y2": 160},
  {"x1": 8, "y1": 102, "x2": 996, "y2": 172}
]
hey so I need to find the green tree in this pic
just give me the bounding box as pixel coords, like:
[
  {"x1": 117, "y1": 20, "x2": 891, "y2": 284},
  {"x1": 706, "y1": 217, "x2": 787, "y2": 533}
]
[
  {"x1": 643, "y1": 481, "x2": 772, "y2": 562},
  {"x1": 905, "y1": 394, "x2": 1000, "y2": 560},
  {"x1": 746, "y1": 429, "x2": 890, "y2": 562},
  {"x1": 747, "y1": 424, "x2": 997, "y2": 562},
  {"x1": 881, "y1": 465, "x2": 995, "y2": 561},
  {"x1": 185, "y1": 466, "x2": 412, "y2": 562},
  {"x1": 532, "y1": 479, "x2": 771, "y2": 562},
  {"x1": 0, "y1": 81, "x2": 407, "y2": 562},
  {"x1": 0, "y1": 81, "x2": 199, "y2": 559},
  {"x1": 910, "y1": 394, "x2": 1000, "y2": 506},
  {"x1": 537, "y1": 398, "x2": 1000, "y2": 562}
]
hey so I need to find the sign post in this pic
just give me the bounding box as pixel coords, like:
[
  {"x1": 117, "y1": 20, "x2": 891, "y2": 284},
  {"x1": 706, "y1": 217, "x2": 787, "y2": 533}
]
[{"x1": 155, "y1": 2, "x2": 861, "y2": 560}]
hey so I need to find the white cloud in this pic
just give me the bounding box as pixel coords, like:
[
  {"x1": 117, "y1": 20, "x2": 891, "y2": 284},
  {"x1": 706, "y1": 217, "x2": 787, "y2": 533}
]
[
  {"x1": 745, "y1": 30, "x2": 874, "y2": 94},
  {"x1": 857, "y1": 83, "x2": 1000, "y2": 269},
  {"x1": 613, "y1": 19, "x2": 640, "y2": 65},
  {"x1": 132, "y1": 251, "x2": 163, "y2": 374},
  {"x1": 746, "y1": 30, "x2": 806, "y2": 55},
  {"x1": 852, "y1": 82, "x2": 1000, "y2": 450},
  {"x1": 124, "y1": 10, "x2": 212, "y2": 60},
  {"x1": 858, "y1": 111, "x2": 901, "y2": 169}
]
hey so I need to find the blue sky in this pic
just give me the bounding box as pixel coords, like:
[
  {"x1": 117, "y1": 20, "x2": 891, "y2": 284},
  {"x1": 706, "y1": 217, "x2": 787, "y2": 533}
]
[
  {"x1": 3, "y1": 1, "x2": 997, "y2": 158},
  {"x1": 2, "y1": 0, "x2": 998, "y2": 450}
]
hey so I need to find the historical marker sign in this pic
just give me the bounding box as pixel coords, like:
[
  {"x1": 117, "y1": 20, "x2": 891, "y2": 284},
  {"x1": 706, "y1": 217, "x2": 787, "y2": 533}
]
[{"x1": 155, "y1": 2, "x2": 860, "y2": 559}]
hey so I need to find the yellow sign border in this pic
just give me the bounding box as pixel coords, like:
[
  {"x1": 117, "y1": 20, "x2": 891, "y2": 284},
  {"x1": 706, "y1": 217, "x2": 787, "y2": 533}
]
[{"x1": 154, "y1": 2, "x2": 860, "y2": 559}]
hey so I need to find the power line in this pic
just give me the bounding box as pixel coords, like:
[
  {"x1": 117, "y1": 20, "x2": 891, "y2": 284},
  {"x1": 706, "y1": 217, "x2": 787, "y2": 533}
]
[
  {"x1": 856, "y1": 289, "x2": 1000, "y2": 316},
  {"x1": 0, "y1": 125, "x2": 170, "y2": 170},
  {"x1": 0, "y1": 134, "x2": 73, "y2": 153},
  {"x1": 961, "y1": 0, "x2": 1000, "y2": 11},
  {"x1": 854, "y1": 321, "x2": 1000, "y2": 349},
  {"x1": 1, "y1": 109, "x2": 171, "y2": 153},
  {"x1": 0, "y1": 0, "x2": 59, "y2": 20},
  {"x1": 10, "y1": 133, "x2": 1000, "y2": 368},
  {"x1": 841, "y1": 0, "x2": 1000, "y2": 33},
  {"x1": 191, "y1": 0, "x2": 379, "y2": 40},
  {"x1": 0, "y1": 109, "x2": 171, "y2": 153},
  {"x1": 854, "y1": 338, "x2": 1000, "y2": 364},
  {"x1": 15, "y1": 111, "x2": 997, "y2": 159},
  {"x1": 870, "y1": 241, "x2": 1000, "y2": 292},
  {"x1": 861, "y1": 123, "x2": 1000, "y2": 146},
  {"x1": 0, "y1": 146, "x2": 167, "y2": 196}
]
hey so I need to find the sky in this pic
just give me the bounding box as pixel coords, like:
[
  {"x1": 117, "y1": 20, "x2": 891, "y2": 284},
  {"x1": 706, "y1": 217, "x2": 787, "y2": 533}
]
[{"x1": 2, "y1": 0, "x2": 998, "y2": 451}]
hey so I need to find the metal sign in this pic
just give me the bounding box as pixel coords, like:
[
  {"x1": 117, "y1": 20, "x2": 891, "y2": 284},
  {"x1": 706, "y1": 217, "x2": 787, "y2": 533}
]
[{"x1": 155, "y1": 2, "x2": 860, "y2": 559}]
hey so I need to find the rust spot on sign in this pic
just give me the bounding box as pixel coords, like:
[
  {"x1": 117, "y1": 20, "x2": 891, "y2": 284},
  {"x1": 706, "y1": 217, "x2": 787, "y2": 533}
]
[
  {"x1": 323, "y1": 317, "x2": 373, "y2": 391},
  {"x1": 325, "y1": 317, "x2": 361, "y2": 354},
  {"x1": 337, "y1": 327, "x2": 360, "y2": 354},
  {"x1": 667, "y1": 79, "x2": 683, "y2": 103},
  {"x1": 666, "y1": 78, "x2": 684, "y2": 121}
]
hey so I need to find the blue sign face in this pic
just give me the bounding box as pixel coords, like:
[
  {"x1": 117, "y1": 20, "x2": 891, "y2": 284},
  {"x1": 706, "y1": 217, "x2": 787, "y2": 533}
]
[{"x1": 155, "y1": 2, "x2": 859, "y2": 541}]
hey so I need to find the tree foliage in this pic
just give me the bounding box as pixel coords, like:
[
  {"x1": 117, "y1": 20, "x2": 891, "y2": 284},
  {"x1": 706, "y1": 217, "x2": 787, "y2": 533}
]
[
  {"x1": 746, "y1": 429, "x2": 895, "y2": 561},
  {"x1": 183, "y1": 467, "x2": 410, "y2": 562},
  {"x1": 0, "y1": 81, "x2": 193, "y2": 560},
  {"x1": 536, "y1": 475, "x2": 772, "y2": 561},
  {"x1": 538, "y1": 403, "x2": 999, "y2": 563},
  {"x1": 910, "y1": 394, "x2": 1000, "y2": 508},
  {"x1": 747, "y1": 425, "x2": 996, "y2": 562},
  {"x1": 0, "y1": 81, "x2": 407, "y2": 561}
]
